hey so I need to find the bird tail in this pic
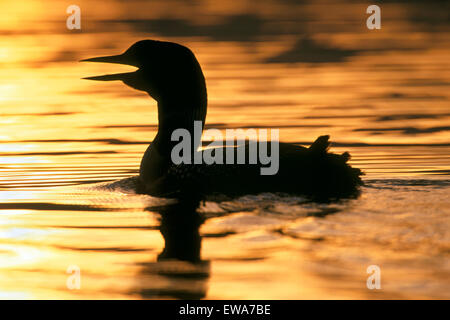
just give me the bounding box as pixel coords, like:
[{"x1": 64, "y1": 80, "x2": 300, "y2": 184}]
[
  {"x1": 308, "y1": 135, "x2": 364, "y2": 200},
  {"x1": 309, "y1": 135, "x2": 331, "y2": 154}
]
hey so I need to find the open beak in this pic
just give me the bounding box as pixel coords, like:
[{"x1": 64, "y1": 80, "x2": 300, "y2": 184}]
[
  {"x1": 80, "y1": 53, "x2": 131, "y2": 64},
  {"x1": 82, "y1": 73, "x2": 135, "y2": 81},
  {"x1": 80, "y1": 54, "x2": 136, "y2": 81}
]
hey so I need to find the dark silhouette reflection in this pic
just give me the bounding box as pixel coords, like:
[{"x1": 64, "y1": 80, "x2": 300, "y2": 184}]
[
  {"x1": 266, "y1": 37, "x2": 358, "y2": 64},
  {"x1": 157, "y1": 200, "x2": 204, "y2": 263},
  {"x1": 103, "y1": 14, "x2": 265, "y2": 42},
  {"x1": 135, "y1": 199, "x2": 210, "y2": 299}
]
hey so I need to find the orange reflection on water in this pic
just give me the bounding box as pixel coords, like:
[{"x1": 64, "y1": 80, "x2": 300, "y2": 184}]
[{"x1": 0, "y1": 0, "x2": 449, "y2": 299}]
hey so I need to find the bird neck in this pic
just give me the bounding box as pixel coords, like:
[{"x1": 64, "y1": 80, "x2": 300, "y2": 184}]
[
  {"x1": 154, "y1": 98, "x2": 207, "y2": 157},
  {"x1": 139, "y1": 97, "x2": 207, "y2": 184}
]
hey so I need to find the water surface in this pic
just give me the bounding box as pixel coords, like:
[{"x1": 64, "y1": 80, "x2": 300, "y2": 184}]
[{"x1": 0, "y1": 0, "x2": 449, "y2": 299}]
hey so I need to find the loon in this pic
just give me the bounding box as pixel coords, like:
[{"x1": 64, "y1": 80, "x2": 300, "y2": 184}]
[{"x1": 81, "y1": 40, "x2": 362, "y2": 200}]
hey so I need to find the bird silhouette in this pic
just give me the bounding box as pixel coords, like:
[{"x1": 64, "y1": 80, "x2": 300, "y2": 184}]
[{"x1": 81, "y1": 40, "x2": 363, "y2": 200}]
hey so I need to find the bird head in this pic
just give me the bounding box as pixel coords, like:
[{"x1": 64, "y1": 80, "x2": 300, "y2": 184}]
[{"x1": 81, "y1": 40, "x2": 206, "y2": 103}]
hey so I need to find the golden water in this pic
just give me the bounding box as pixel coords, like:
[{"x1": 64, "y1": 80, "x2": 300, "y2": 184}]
[{"x1": 0, "y1": 0, "x2": 449, "y2": 299}]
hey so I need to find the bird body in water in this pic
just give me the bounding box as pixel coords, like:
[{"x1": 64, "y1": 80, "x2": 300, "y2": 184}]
[{"x1": 82, "y1": 40, "x2": 362, "y2": 200}]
